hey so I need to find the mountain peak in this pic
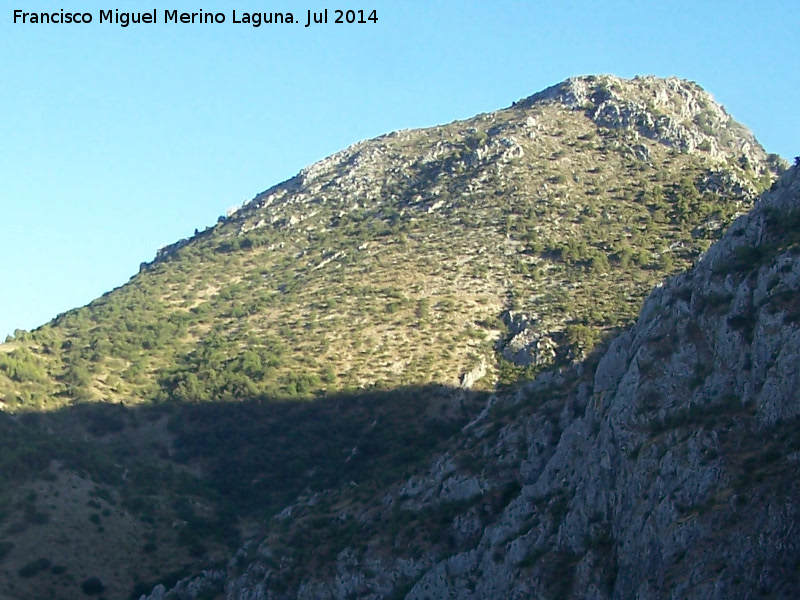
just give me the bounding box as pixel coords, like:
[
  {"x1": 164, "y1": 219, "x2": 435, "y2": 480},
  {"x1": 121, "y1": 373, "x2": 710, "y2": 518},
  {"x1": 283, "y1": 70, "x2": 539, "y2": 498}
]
[
  {"x1": 522, "y1": 74, "x2": 709, "y2": 107},
  {"x1": 518, "y1": 75, "x2": 778, "y2": 171},
  {"x1": 119, "y1": 73, "x2": 784, "y2": 398}
]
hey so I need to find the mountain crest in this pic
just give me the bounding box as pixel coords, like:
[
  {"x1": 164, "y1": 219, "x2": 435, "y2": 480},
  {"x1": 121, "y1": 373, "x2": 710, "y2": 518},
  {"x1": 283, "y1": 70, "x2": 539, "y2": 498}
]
[{"x1": 519, "y1": 75, "x2": 780, "y2": 171}]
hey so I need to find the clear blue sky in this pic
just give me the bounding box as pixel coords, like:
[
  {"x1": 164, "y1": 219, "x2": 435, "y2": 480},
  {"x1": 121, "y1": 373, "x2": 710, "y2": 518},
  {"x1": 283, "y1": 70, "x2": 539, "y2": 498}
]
[{"x1": 1, "y1": 0, "x2": 798, "y2": 338}]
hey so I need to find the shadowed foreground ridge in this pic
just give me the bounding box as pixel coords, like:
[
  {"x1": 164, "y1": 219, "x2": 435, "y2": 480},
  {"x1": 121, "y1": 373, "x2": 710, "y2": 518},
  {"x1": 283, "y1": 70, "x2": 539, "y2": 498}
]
[{"x1": 147, "y1": 167, "x2": 800, "y2": 600}]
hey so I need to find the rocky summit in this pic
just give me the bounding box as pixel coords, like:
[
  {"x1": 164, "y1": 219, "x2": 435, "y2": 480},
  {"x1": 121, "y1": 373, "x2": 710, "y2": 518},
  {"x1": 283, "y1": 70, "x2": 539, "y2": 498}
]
[{"x1": 0, "y1": 75, "x2": 793, "y2": 600}]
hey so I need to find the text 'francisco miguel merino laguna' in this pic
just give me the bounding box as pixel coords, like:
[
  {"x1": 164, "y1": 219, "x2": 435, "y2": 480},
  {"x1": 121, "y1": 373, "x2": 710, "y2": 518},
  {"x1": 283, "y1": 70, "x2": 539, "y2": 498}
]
[{"x1": 12, "y1": 9, "x2": 379, "y2": 27}]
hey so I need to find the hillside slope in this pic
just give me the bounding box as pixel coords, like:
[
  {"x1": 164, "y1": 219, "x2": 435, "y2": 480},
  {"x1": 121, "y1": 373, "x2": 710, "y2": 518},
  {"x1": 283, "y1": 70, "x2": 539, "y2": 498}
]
[
  {"x1": 147, "y1": 164, "x2": 800, "y2": 600},
  {"x1": 0, "y1": 75, "x2": 789, "y2": 600}
]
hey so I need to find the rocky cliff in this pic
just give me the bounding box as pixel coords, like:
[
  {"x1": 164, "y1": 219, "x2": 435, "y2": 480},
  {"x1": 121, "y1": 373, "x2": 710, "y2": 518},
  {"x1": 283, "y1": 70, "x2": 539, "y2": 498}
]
[{"x1": 143, "y1": 165, "x2": 800, "y2": 599}]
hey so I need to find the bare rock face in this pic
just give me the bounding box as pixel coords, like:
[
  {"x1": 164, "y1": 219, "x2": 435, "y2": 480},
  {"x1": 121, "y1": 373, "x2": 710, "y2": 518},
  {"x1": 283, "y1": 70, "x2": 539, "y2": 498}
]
[
  {"x1": 460, "y1": 359, "x2": 487, "y2": 389},
  {"x1": 141, "y1": 158, "x2": 800, "y2": 599},
  {"x1": 500, "y1": 311, "x2": 556, "y2": 367}
]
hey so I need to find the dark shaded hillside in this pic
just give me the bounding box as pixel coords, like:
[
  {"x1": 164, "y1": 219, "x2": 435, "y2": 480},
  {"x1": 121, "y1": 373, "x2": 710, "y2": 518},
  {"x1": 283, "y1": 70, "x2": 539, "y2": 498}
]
[
  {"x1": 167, "y1": 384, "x2": 483, "y2": 514},
  {"x1": 0, "y1": 384, "x2": 486, "y2": 600}
]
